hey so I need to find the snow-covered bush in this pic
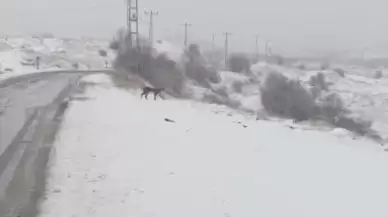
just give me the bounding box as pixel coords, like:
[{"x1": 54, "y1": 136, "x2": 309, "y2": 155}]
[
  {"x1": 232, "y1": 80, "x2": 244, "y2": 93},
  {"x1": 111, "y1": 29, "x2": 185, "y2": 95},
  {"x1": 72, "y1": 62, "x2": 79, "y2": 69},
  {"x1": 316, "y1": 92, "x2": 345, "y2": 122},
  {"x1": 296, "y1": 63, "x2": 306, "y2": 70},
  {"x1": 334, "y1": 114, "x2": 373, "y2": 136},
  {"x1": 274, "y1": 55, "x2": 284, "y2": 65},
  {"x1": 374, "y1": 70, "x2": 383, "y2": 79},
  {"x1": 98, "y1": 49, "x2": 107, "y2": 57},
  {"x1": 212, "y1": 86, "x2": 229, "y2": 98},
  {"x1": 228, "y1": 53, "x2": 251, "y2": 73},
  {"x1": 109, "y1": 40, "x2": 119, "y2": 51},
  {"x1": 260, "y1": 72, "x2": 316, "y2": 121},
  {"x1": 316, "y1": 92, "x2": 378, "y2": 139},
  {"x1": 203, "y1": 91, "x2": 241, "y2": 109},
  {"x1": 333, "y1": 68, "x2": 345, "y2": 77},
  {"x1": 184, "y1": 44, "x2": 220, "y2": 87},
  {"x1": 320, "y1": 62, "x2": 330, "y2": 70},
  {"x1": 309, "y1": 72, "x2": 328, "y2": 91}
]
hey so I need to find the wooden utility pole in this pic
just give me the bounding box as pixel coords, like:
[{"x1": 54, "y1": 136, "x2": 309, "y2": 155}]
[
  {"x1": 255, "y1": 35, "x2": 260, "y2": 62},
  {"x1": 182, "y1": 21, "x2": 192, "y2": 47},
  {"x1": 265, "y1": 40, "x2": 271, "y2": 58},
  {"x1": 223, "y1": 32, "x2": 232, "y2": 68},
  {"x1": 145, "y1": 9, "x2": 159, "y2": 46},
  {"x1": 212, "y1": 33, "x2": 216, "y2": 50}
]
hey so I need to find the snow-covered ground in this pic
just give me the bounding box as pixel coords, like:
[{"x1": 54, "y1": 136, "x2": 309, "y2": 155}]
[
  {"x1": 3, "y1": 35, "x2": 388, "y2": 216},
  {"x1": 38, "y1": 73, "x2": 388, "y2": 217},
  {"x1": 249, "y1": 62, "x2": 388, "y2": 141},
  {"x1": 0, "y1": 35, "x2": 113, "y2": 81}
]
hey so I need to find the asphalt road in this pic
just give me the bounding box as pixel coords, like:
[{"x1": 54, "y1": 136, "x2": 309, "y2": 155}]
[
  {"x1": 0, "y1": 71, "x2": 87, "y2": 217},
  {"x1": 0, "y1": 73, "x2": 79, "y2": 154}
]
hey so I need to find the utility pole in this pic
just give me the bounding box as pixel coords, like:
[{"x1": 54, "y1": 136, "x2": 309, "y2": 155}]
[
  {"x1": 144, "y1": 9, "x2": 159, "y2": 47},
  {"x1": 182, "y1": 21, "x2": 192, "y2": 48},
  {"x1": 255, "y1": 35, "x2": 260, "y2": 62},
  {"x1": 265, "y1": 40, "x2": 271, "y2": 58},
  {"x1": 126, "y1": 0, "x2": 139, "y2": 50},
  {"x1": 212, "y1": 33, "x2": 216, "y2": 50},
  {"x1": 223, "y1": 32, "x2": 232, "y2": 68}
]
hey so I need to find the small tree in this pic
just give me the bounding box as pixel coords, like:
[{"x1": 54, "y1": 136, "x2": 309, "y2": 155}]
[
  {"x1": 184, "y1": 43, "x2": 220, "y2": 87},
  {"x1": 374, "y1": 70, "x2": 383, "y2": 79},
  {"x1": 320, "y1": 62, "x2": 330, "y2": 70},
  {"x1": 228, "y1": 53, "x2": 251, "y2": 73},
  {"x1": 333, "y1": 68, "x2": 345, "y2": 77},
  {"x1": 99, "y1": 49, "x2": 108, "y2": 57},
  {"x1": 109, "y1": 40, "x2": 120, "y2": 50},
  {"x1": 309, "y1": 72, "x2": 328, "y2": 91},
  {"x1": 260, "y1": 72, "x2": 316, "y2": 121}
]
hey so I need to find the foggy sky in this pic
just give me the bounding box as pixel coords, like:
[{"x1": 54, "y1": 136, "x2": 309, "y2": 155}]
[{"x1": 1, "y1": 0, "x2": 388, "y2": 56}]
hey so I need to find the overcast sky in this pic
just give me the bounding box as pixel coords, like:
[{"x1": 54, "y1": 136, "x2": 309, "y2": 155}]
[{"x1": 1, "y1": 0, "x2": 388, "y2": 56}]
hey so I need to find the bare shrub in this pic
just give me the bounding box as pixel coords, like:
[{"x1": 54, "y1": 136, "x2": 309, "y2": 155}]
[
  {"x1": 374, "y1": 70, "x2": 383, "y2": 79},
  {"x1": 315, "y1": 93, "x2": 379, "y2": 140},
  {"x1": 228, "y1": 53, "x2": 251, "y2": 73},
  {"x1": 99, "y1": 49, "x2": 108, "y2": 57},
  {"x1": 260, "y1": 72, "x2": 316, "y2": 121},
  {"x1": 320, "y1": 62, "x2": 330, "y2": 70},
  {"x1": 309, "y1": 72, "x2": 328, "y2": 91},
  {"x1": 296, "y1": 63, "x2": 306, "y2": 70},
  {"x1": 334, "y1": 114, "x2": 374, "y2": 136},
  {"x1": 72, "y1": 62, "x2": 79, "y2": 69},
  {"x1": 204, "y1": 92, "x2": 226, "y2": 105},
  {"x1": 212, "y1": 86, "x2": 229, "y2": 98},
  {"x1": 203, "y1": 91, "x2": 241, "y2": 109},
  {"x1": 333, "y1": 68, "x2": 345, "y2": 77},
  {"x1": 109, "y1": 40, "x2": 120, "y2": 50},
  {"x1": 309, "y1": 86, "x2": 322, "y2": 100},
  {"x1": 260, "y1": 72, "x2": 380, "y2": 140},
  {"x1": 232, "y1": 80, "x2": 244, "y2": 93},
  {"x1": 316, "y1": 93, "x2": 346, "y2": 123},
  {"x1": 184, "y1": 44, "x2": 220, "y2": 87},
  {"x1": 111, "y1": 29, "x2": 185, "y2": 96},
  {"x1": 208, "y1": 71, "x2": 221, "y2": 84},
  {"x1": 274, "y1": 55, "x2": 284, "y2": 65}
]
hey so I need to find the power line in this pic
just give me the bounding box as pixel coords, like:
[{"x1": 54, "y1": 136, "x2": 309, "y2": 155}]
[
  {"x1": 181, "y1": 21, "x2": 192, "y2": 48},
  {"x1": 144, "y1": 9, "x2": 159, "y2": 47},
  {"x1": 223, "y1": 32, "x2": 232, "y2": 68}
]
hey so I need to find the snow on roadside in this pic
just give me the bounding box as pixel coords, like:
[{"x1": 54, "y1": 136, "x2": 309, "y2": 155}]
[
  {"x1": 38, "y1": 73, "x2": 388, "y2": 217},
  {"x1": 0, "y1": 36, "x2": 113, "y2": 81}
]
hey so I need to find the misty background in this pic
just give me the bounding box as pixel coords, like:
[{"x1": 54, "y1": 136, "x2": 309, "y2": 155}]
[{"x1": 1, "y1": 0, "x2": 388, "y2": 57}]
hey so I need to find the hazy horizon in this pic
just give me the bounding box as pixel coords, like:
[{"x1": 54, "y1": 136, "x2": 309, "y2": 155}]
[{"x1": 1, "y1": 0, "x2": 388, "y2": 57}]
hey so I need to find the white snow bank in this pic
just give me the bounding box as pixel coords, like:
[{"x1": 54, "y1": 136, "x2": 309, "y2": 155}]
[
  {"x1": 39, "y1": 73, "x2": 388, "y2": 217},
  {"x1": 0, "y1": 36, "x2": 113, "y2": 81}
]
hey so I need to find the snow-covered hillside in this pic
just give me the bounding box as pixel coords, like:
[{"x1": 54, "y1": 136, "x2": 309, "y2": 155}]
[
  {"x1": 0, "y1": 35, "x2": 114, "y2": 80},
  {"x1": 145, "y1": 39, "x2": 388, "y2": 142},
  {"x1": 38, "y1": 73, "x2": 388, "y2": 217}
]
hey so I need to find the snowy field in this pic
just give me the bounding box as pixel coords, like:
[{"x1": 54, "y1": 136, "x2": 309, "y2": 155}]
[
  {"x1": 38, "y1": 73, "x2": 388, "y2": 217},
  {"x1": 0, "y1": 35, "x2": 113, "y2": 81},
  {"x1": 2, "y1": 35, "x2": 388, "y2": 216}
]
